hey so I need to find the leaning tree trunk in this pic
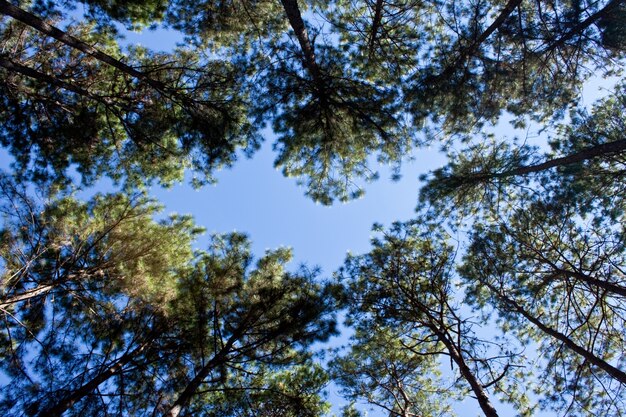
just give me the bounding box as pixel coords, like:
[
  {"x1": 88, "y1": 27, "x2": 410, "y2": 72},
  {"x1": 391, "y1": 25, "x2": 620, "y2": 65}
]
[
  {"x1": 0, "y1": 1, "x2": 165, "y2": 90},
  {"x1": 485, "y1": 280, "x2": 626, "y2": 385},
  {"x1": 427, "y1": 320, "x2": 501, "y2": 417},
  {"x1": 39, "y1": 340, "x2": 153, "y2": 417}
]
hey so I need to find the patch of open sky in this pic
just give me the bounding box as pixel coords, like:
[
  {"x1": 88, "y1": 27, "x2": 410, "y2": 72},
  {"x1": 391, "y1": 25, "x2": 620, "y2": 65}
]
[
  {"x1": 115, "y1": 24, "x2": 183, "y2": 52},
  {"x1": 149, "y1": 141, "x2": 444, "y2": 275}
]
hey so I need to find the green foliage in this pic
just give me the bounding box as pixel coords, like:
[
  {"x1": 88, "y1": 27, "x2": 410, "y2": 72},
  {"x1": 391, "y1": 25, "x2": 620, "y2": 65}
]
[
  {"x1": 0, "y1": 18, "x2": 259, "y2": 189},
  {"x1": 334, "y1": 219, "x2": 531, "y2": 417},
  {"x1": 416, "y1": 80, "x2": 626, "y2": 416},
  {"x1": 79, "y1": 0, "x2": 168, "y2": 29},
  {"x1": 0, "y1": 176, "x2": 336, "y2": 416},
  {"x1": 1, "y1": 1, "x2": 626, "y2": 416},
  {"x1": 547, "y1": 84, "x2": 626, "y2": 218},
  {"x1": 419, "y1": 137, "x2": 538, "y2": 218},
  {"x1": 191, "y1": 363, "x2": 331, "y2": 417},
  {"x1": 460, "y1": 199, "x2": 626, "y2": 416},
  {"x1": 331, "y1": 327, "x2": 454, "y2": 417},
  {"x1": 166, "y1": 0, "x2": 288, "y2": 49},
  {"x1": 597, "y1": 1, "x2": 626, "y2": 50},
  {"x1": 259, "y1": 43, "x2": 410, "y2": 204},
  {"x1": 0, "y1": 175, "x2": 201, "y2": 310},
  {"x1": 2, "y1": 0, "x2": 624, "y2": 202},
  {"x1": 420, "y1": 83, "x2": 626, "y2": 221},
  {"x1": 26, "y1": 0, "x2": 168, "y2": 29}
]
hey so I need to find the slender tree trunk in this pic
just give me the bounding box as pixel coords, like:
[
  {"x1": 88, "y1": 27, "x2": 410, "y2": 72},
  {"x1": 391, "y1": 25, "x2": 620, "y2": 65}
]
[
  {"x1": 39, "y1": 341, "x2": 152, "y2": 417},
  {"x1": 0, "y1": 0, "x2": 231, "y2": 121},
  {"x1": 397, "y1": 269, "x2": 500, "y2": 416},
  {"x1": 279, "y1": 0, "x2": 323, "y2": 83},
  {"x1": 429, "y1": 322, "x2": 500, "y2": 417},
  {"x1": 368, "y1": 0, "x2": 385, "y2": 57},
  {"x1": 486, "y1": 281, "x2": 626, "y2": 385},
  {"x1": 0, "y1": 270, "x2": 109, "y2": 310},
  {"x1": 495, "y1": 139, "x2": 626, "y2": 178},
  {"x1": 550, "y1": 267, "x2": 626, "y2": 298},
  {"x1": 164, "y1": 349, "x2": 229, "y2": 417},
  {"x1": 544, "y1": 0, "x2": 623, "y2": 52},
  {"x1": 0, "y1": 55, "x2": 110, "y2": 104},
  {"x1": 0, "y1": 283, "x2": 55, "y2": 309},
  {"x1": 164, "y1": 323, "x2": 247, "y2": 417},
  {"x1": 0, "y1": 0, "x2": 165, "y2": 91},
  {"x1": 452, "y1": 138, "x2": 626, "y2": 187}
]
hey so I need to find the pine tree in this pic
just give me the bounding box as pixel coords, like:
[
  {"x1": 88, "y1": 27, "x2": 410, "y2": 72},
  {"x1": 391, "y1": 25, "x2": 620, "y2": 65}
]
[
  {"x1": 2, "y1": 0, "x2": 623, "y2": 202},
  {"x1": 333, "y1": 219, "x2": 530, "y2": 417},
  {"x1": 0, "y1": 175, "x2": 336, "y2": 416}
]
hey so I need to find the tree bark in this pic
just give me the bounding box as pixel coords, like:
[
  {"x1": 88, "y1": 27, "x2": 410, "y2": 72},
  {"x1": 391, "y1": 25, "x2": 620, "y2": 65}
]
[
  {"x1": 39, "y1": 341, "x2": 152, "y2": 417},
  {"x1": 495, "y1": 139, "x2": 626, "y2": 178},
  {"x1": 543, "y1": 0, "x2": 623, "y2": 52},
  {"x1": 279, "y1": 0, "x2": 323, "y2": 83},
  {"x1": 0, "y1": 0, "x2": 165, "y2": 91},
  {"x1": 549, "y1": 267, "x2": 626, "y2": 298},
  {"x1": 428, "y1": 320, "x2": 500, "y2": 417},
  {"x1": 0, "y1": 55, "x2": 111, "y2": 104},
  {"x1": 164, "y1": 322, "x2": 247, "y2": 417},
  {"x1": 452, "y1": 138, "x2": 626, "y2": 187},
  {"x1": 486, "y1": 281, "x2": 626, "y2": 385},
  {"x1": 0, "y1": 283, "x2": 55, "y2": 310},
  {"x1": 368, "y1": 0, "x2": 385, "y2": 57}
]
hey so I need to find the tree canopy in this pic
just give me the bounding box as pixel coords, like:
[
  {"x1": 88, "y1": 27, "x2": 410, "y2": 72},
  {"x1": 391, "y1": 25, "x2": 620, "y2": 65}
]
[
  {"x1": 1, "y1": 0, "x2": 624, "y2": 202},
  {"x1": 0, "y1": 174, "x2": 337, "y2": 416},
  {"x1": 1, "y1": 0, "x2": 625, "y2": 416}
]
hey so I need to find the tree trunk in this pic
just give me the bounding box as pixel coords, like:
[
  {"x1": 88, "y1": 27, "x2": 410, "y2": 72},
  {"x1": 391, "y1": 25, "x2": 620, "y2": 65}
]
[
  {"x1": 368, "y1": 0, "x2": 385, "y2": 57},
  {"x1": 452, "y1": 138, "x2": 626, "y2": 187},
  {"x1": 279, "y1": 0, "x2": 323, "y2": 83},
  {"x1": 496, "y1": 139, "x2": 626, "y2": 178},
  {"x1": 0, "y1": 0, "x2": 165, "y2": 91},
  {"x1": 544, "y1": 0, "x2": 623, "y2": 52},
  {"x1": 0, "y1": 0, "x2": 230, "y2": 121},
  {"x1": 486, "y1": 281, "x2": 626, "y2": 385},
  {"x1": 0, "y1": 55, "x2": 110, "y2": 104},
  {"x1": 550, "y1": 267, "x2": 626, "y2": 298},
  {"x1": 164, "y1": 321, "x2": 248, "y2": 417},
  {"x1": 39, "y1": 341, "x2": 152, "y2": 417},
  {"x1": 164, "y1": 349, "x2": 229, "y2": 417},
  {"x1": 0, "y1": 283, "x2": 55, "y2": 310},
  {"x1": 429, "y1": 323, "x2": 500, "y2": 417}
]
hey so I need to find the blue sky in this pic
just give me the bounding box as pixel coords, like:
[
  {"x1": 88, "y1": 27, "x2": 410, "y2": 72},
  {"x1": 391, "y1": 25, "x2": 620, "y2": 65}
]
[{"x1": 151, "y1": 144, "x2": 445, "y2": 276}]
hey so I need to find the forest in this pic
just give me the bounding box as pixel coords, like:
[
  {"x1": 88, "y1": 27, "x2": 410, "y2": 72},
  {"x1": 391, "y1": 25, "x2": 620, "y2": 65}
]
[{"x1": 0, "y1": 0, "x2": 625, "y2": 415}]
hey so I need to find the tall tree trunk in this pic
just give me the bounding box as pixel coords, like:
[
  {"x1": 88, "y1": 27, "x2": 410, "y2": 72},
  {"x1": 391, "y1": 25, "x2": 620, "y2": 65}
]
[
  {"x1": 428, "y1": 320, "x2": 500, "y2": 417},
  {"x1": 368, "y1": 0, "x2": 385, "y2": 57},
  {"x1": 496, "y1": 139, "x2": 626, "y2": 177},
  {"x1": 0, "y1": 283, "x2": 55, "y2": 310},
  {"x1": 544, "y1": 0, "x2": 623, "y2": 52},
  {"x1": 164, "y1": 349, "x2": 230, "y2": 417},
  {"x1": 0, "y1": 1, "x2": 165, "y2": 91},
  {"x1": 279, "y1": 0, "x2": 323, "y2": 84},
  {"x1": 1, "y1": 0, "x2": 231, "y2": 121},
  {"x1": 39, "y1": 341, "x2": 152, "y2": 417},
  {"x1": 555, "y1": 268, "x2": 626, "y2": 298},
  {"x1": 457, "y1": 138, "x2": 626, "y2": 186},
  {"x1": 485, "y1": 281, "x2": 626, "y2": 385},
  {"x1": 164, "y1": 322, "x2": 248, "y2": 417}
]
